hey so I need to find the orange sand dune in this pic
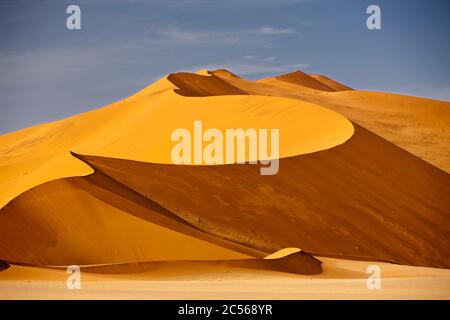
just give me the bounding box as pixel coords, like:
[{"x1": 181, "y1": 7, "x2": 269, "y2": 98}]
[
  {"x1": 260, "y1": 70, "x2": 335, "y2": 92},
  {"x1": 0, "y1": 73, "x2": 354, "y2": 209},
  {"x1": 167, "y1": 72, "x2": 248, "y2": 96},
  {"x1": 309, "y1": 74, "x2": 353, "y2": 91},
  {"x1": 0, "y1": 172, "x2": 258, "y2": 265},
  {"x1": 212, "y1": 69, "x2": 450, "y2": 172},
  {"x1": 73, "y1": 250, "x2": 322, "y2": 276},
  {"x1": 0, "y1": 68, "x2": 449, "y2": 288}
]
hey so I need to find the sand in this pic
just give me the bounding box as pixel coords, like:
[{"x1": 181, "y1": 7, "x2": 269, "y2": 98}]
[
  {"x1": 0, "y1": 76, "x2": 353, "y2": 209},
  {"x1": 1, "y1": 257, "x2": 449, "y2": 299},
  {"x1": 214, "y1": 70, "x2": 450, "y2": 172},
  {"x1": 0, "y1": 68, "x2": 448, "y2": 299}
]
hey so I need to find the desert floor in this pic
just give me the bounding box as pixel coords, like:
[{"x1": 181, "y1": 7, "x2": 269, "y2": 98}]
[{"x1": 1, "y1": 257, "x2": 449, "y2": 299}]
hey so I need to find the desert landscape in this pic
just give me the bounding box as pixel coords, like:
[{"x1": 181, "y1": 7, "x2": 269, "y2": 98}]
[{"x1": 0, "y1": 69, "x2": 449, "y2": 299}]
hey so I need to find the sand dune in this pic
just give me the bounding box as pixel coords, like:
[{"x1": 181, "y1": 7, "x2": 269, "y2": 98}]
[
  {"x1": 0, "y1": 68, "x2": 449, "y2": 298},
  {"x1": 260, "y1": 70, "x2": 335, "y2": 92},
  {"x1": 0, "y1": 173, "x2": 255, "y2": 266},
  {"x1": 0, "y1": 73, "x2": 354, "y2": 209},
  {"x1": 4, "y1": 120, "x2": 446, "y2": 268},
  {"x1": 309, "y1": 74, "x2": 353, "y2": 91},
  {"x1": 167, "y1": 72, "x2": 248, "y2": 96},
  {"x1": 213, "y1": 70, "x2": 450, "y2": 172},
  {"x1": 68, "y1": 125, "x2": 449, "y2": 269}
]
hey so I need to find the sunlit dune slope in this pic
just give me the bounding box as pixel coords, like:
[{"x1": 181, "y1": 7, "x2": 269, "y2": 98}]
[
  {"x1": 213, "y1": 69, "x2": 450, "y2": 172},
  {"x1": 0, "y1": 73, "x2": 354, "y2": 208},
  {"x1": 71, "y1": 123, "x2": 450, "y2": 269}
]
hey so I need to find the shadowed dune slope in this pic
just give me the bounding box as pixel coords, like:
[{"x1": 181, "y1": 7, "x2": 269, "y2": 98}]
[
  {"x1": 309, "y1": 74, "x2": 353, "y2": 91},
  {"x1": 167, "y1": 72, "x2": 248, "y2": 96},
  {"x1": 0, "y1": 261, "x2": 9, "y2": 271},
  {"x1": 72, "y1": 123, "x2": 450, "y2": 269},
  {"x1": 79, "y1": 251, "x2": 323, "y2": 276},
  {"x1": 264, "y1": 70, "x2": 335, "y2": 91},
  {"x1": 0, "y1": 172, "x2": 324, "y2": 275},
  {"x1": 0, "y1": 172, "x2": 256, "y2": 265},
  {"x1": 0, "y1": 160, "x2": 322, "y2": 274}
]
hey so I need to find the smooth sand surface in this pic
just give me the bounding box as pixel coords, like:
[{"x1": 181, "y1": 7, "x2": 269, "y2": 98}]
[{"x1": 0, "y1": 257, "x2": 449, "y2": 299}]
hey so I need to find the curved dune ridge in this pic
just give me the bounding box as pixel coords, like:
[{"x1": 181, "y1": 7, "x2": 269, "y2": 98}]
[
  {"x1": 214, "y1": 70, "x2": 450, "y2": 172},
  {"x1": 264, "y1": 248, "x2": 301, "y2": 260},
  {"x1": 0, "y1": 72, "x2": 354, "y2": 209},
  {"x1": 309, "y1": 74, "x2": 353, "y2": 91},
  {"x1": 69, "y1": 134, "x2": 448, "y2": 269},
  {"x1": 78, "y1": 250, "x2": 323, "y2": 276},
  {"x1": 261, "y1": 70, "x2": 335, "y2": 92},
  {"x1": 167, "y1": 72, "x2": 248, "y2": 96},
  {"x1": 0, "y1": 68, "x2": 449, "y2": 277}
]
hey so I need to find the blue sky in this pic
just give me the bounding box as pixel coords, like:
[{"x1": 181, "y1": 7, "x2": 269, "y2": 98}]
[{"x1": 0, "y1": 0, "x2": 449, "y2": 134}]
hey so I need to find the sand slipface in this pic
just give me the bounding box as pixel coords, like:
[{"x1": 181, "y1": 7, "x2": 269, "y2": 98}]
[{"x1": 0, "y1": 68, "x2": 449, "y2": 298}]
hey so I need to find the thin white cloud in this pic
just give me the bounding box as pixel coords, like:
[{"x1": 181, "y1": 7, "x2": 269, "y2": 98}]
[
  {"x1": 256, "y1": 26, "x2": 296, "y2": 35},
  {"x1": 155, "y1": 25, "x2": 297, "y2": 46}
]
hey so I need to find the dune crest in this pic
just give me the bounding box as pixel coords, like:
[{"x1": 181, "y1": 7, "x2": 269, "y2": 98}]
[
  {"x1": 167, "y1": 72, "x2": 248, "y2": 96},
  {"x1": 211, "y1": 69, "x2": 450, "y2": 172},
  {"x1": 262, "y1": 70, "x2": 335, "y2": 92},
  {"x1": 0, "y1": 74, "x2": 354, "y2": 209},
  {"x1": 264, "y1": 248, "x2": 301, "y2": 259},
  {"x1": 309, "y1": 74, "x2": 353, "y2": 91}
]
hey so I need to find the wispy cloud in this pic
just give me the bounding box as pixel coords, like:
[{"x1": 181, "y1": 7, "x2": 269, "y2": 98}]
[
  {"x1": 158, "y1": 28, "x2": 240, "y2": 45},
  {"x1": 256, "y1": 26, "x2": 296, "y2": 35},
  {"x1": 155, "y1": 25, "x2": 298, "y2": 46}
]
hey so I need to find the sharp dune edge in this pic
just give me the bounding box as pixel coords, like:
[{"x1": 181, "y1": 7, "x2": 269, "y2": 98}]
[{"x1": 0, "y1": 69, "x2": 449, "y2": 299}]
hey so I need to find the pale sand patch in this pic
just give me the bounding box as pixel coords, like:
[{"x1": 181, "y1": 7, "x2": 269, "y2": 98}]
[{"x1": 0, "y1": 258, "x2": 449, "y2": 300}]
